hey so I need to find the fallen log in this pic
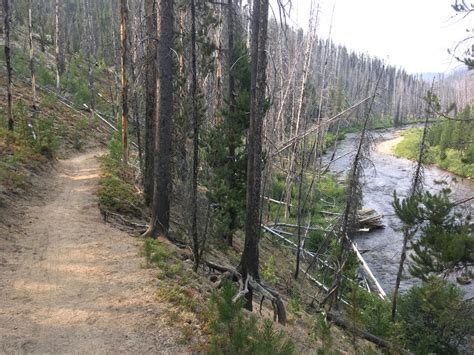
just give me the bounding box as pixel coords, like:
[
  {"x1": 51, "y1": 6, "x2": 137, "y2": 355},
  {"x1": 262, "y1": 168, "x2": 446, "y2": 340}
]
[{"x1": 324, "y1": 311, "x2": 409, "y2": 353}]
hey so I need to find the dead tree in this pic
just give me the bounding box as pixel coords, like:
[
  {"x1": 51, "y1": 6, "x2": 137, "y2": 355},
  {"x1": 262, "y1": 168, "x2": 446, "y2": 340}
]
[
  {"x1": 130, "y1": 1, "x2": 143, "y2": 168},
  {"x1": 3, "y1": 0, "x2": 13, "y2": 131},
  {"x1": 84, "y1": 0, "x2": 95, "y2": 121},
  {"x1": 120, "y1": 0, "x2": 129, "y2": 165},
  {"x1": 143, "y1": 0, "x2": 174, "y2": 239},
  {"x1": 224, "y1": 0, "x2": 237, "y2": 247},
  {"x1": 190, "y1": 0, "x2": 200, "y2": 271},
  {"x1": 144, "y1": 0, "x2": 157, "y2": 207},
  {"x1": 54, "y1": 0, "x2": 60, "y2": 90},
  {"x1": 28, "y1": 0, "x2": 37, "y2": 118},
  {"x1": 323, "y1": 69, "x2": 384, "y2": 310},
  {"x1": 239, "y1": 1, "x2": 286, "y2": 325}
]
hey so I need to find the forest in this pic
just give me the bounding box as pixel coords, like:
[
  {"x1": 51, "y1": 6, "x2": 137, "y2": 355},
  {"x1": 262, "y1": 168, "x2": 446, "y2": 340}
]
[{"x1": 0, "y1": 0, "x2": 473, "y2": 354}]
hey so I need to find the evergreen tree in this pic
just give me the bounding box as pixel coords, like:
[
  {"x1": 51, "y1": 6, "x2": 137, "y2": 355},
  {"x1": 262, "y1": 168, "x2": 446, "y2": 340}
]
[
  {"x1": 205, "y1": 41, "x2": 250, "y2": 245},
  {"x1": 393, "y1": 189, "x2": 473, "y2": 281}
]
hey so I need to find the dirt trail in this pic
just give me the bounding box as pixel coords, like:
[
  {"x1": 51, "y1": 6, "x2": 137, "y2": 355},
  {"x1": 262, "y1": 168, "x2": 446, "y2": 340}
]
[{"x1": 0, "y1": 151, "x2": 185, "y2": 354}]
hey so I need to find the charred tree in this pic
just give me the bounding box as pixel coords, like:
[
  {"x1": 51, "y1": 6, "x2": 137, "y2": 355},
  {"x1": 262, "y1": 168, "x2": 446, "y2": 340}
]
[
  {"x1": 224, "y1": 0, "x2": 237, "y2": 247},
  {"x1": 28, "y1": 0, "x2": 37, "y2": 118},
  {"x1": 144, "y1": 0, "x2": 157, "y2": 207},
  {"x1": 240, "y1": 0, "x2": 269, "y2": 308},
  {"x1": 120, "y1": 0, "x2": 129, "y2": 165},
  {"x1": 143, "y1": 0, "x2": 174, "y2": 238},
  {"x1": 190, "y1": 0, "x2": 200, "y2": 271},
  {"x1": 54, "y1": 0, "x2": 60, "y2": 90},
  {"x1": 3, "y1": 0, "x2": 13, "y2": 131}
]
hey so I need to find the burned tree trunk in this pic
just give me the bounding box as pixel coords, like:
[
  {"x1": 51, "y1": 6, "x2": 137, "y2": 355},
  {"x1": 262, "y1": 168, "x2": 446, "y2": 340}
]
[
  {"x1": 144, "y1": 0, "x2": 157, "y2": 207},
  {"x1": 143, "y1": 0, "x2": 174, "y2": 238},
  {"x1": 54, "y1": 0, "x2": 61, "y2": 91},
  {"x1": 120, "y1": 0, "x2": 129, "y2": 165},
  {"x1": 28, "y1": 0, "x2": 37, "y2": 118},
  {"x1": 190, "y1": 0, "x2": 200, "y2": 271},
  {"x1": 85, "y1": 0, "x2": 95, "y2": 121},
  {"x1": 224, "y1": 0, "x2": 237, "y2": 247},
  {"x1": 240, "y1": 0, "x2": 268, "y2": 309},
  {"x1": 3, "y1": 0, "x2": 13, "y2": 131}
]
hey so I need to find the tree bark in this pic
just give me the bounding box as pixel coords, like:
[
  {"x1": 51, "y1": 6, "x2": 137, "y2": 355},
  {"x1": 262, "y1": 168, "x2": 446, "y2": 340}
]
[
  {"x1": 240, "y1": 0, "x2": 269, "y2": 304},
  {"x1": 28, "y1": 0, "x2": 37, "y2": 118},
  {"x1": 85, "y1": 0, "x2": 95, "y2": 121},
  {"x1": 54, "y1": 0, "x2": 60, "y2": 91},
  {"x1": 190, "y1": 0, "x2": 200, "y2": 271},
  {"x1": 143, "y1": 0, "x2": 174, "y2": 238},
  {"x1": 144, "y1": 0, "x2": 157, "y2": 207},
  {"x1": 224, "y1": 0, "x2": 236, "y2": 247},
  {"x1": 3, "y1": 0, "x2": 13, "y2": 131},
  {"x1": 120, "y1": 0, "x2": 129, "y2": 165}
]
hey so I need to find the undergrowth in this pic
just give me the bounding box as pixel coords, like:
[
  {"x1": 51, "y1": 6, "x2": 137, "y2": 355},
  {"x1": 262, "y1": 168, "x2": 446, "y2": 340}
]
[
  {"x1": 98, "y1": 153, "x2": 145, "y2": 219},
  {"x1": 394, "y1": 127, "x2": 474, "y2": 178},
  {"x1": 208, "y1": 281, "x2": 295, "y2": 355}
]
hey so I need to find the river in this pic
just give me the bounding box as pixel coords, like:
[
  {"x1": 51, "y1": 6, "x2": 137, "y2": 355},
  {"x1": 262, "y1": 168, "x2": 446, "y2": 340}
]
[{"x1": 324, "y1": 127, "x2": 474, "y2": 297}]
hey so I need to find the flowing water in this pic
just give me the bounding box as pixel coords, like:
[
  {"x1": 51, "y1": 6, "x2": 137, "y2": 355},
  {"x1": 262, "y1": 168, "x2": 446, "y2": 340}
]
[{"x1": 324, "y1": 127, "x2": 474, "y2": 297}]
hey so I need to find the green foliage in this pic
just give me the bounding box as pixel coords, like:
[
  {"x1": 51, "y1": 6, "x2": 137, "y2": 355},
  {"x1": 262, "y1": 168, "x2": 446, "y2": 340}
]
[
  {"x1": 208, "y1": 281, "x2": 294, "y2": 355},
  {"x1": 261, "y1": 256, "x2": 278, "y2": 286},
  {"x1": 36, "y1": 55, "x2": 56, "y2": 87},
  {"x1": 393, "y1": 189, "x2": 473, "y2": 281},
  {"x1": 107, "y1": 129, "x2": 123, "y2": 162},
  {"x1": 348, "y1": 285, "x2": 395, "y2": 339},
  {"x1": 395, "y1": 105, "x2": 474, "y2": 178},
  {"x1": 204, "y1": 40, "x2": 250, "y2": 241},
  {"x1": 141, "y1": 239, "x2": 185, "y2": 279},
  {"x1": 98, "y1": 155, "x2": 144, "y2": 218},
  {"x1": 398, "y1": 277, "x2": 473, "y2": 354},
  {"x1": 311, "y1": 314, "x2": 333, "y2": 355},
  {"x1": 0, "y1": 127, "x2": 44, "y2": 191},
  {"x1": 288, "y1": 288, "x2": 302, "y2": 318}
]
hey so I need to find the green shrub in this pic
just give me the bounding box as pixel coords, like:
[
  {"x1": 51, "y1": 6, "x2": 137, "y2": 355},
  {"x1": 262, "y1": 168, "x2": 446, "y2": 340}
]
[
  {"x1": 209, "y1": 281, "x2": 294, "y2": 355},
  {"x1": 37, "y1": 60, "x2": 55, "y2": 87},
  {"x1": 35, "y1": 114, "x2": 61, "y2": 158},
  {"x1": 349, "y1": 287, "x2": 394, "y2": 339},
  {"x1": 261, "y1": 256, "x2": 278, "y2": 286},
  {"x1": 398, "y1": 277, "x2": 473, "y2": 354},
  {"x1": 311, "y1": 314, "x2": 333, "y2": 355},
  {"x1": 98, "y1": 155, "x2": 144, "y2": 218}
]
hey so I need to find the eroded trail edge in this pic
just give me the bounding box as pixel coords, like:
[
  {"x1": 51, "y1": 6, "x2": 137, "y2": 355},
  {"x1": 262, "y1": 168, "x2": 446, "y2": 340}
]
[{"x1": 0, "y1": 151, "x2": 183, "y2": 354}]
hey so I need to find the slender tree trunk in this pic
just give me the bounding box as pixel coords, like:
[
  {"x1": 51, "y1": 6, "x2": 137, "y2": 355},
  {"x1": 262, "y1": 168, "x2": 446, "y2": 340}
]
[
  {"x1": 240, "y1": 0, "x2": 269, "y2": 308},
  {"x1": 144, "y1": 0, "x2": 157, "y2": 207},
  {"x1": 143, "y1": 0, "x2": 174, "y2": 238},
  {"x1": 391, "y1": 115, "x2": 428, "y2": 320},
  {"x1": 190, "y1": 0, "x2": 200, "y2": 271},
  {"x1": 130, "y1": 5, "x2": 143, "y2": 169},
  {"x1": 224, "y1": 0, "x2": 236, "y2": 247},
  {"x1": 85, "y1": 0, "x2": 95, "y2": 121},
  {"x1": 120, "y1": 0, "x2": 129, "y2": 165},
  {"x1": 4, "y1": 0, "x2": 13, "y2": 131},
  {"x1": 54, "y1": 0, "x2": 60, "y2": 91},
  {"x1": 28, "y1": 0, "x2": 37, "y2": 118}
]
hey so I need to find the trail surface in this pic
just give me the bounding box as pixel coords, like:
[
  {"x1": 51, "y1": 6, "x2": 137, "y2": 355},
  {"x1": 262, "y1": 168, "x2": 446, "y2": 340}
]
[{"x1": 0, "y1": 151, "x2": 183, "y2": 354}]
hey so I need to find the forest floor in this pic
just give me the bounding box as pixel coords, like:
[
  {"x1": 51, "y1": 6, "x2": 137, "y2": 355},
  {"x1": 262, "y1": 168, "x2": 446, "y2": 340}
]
[{"x1": 0, "y1": 150, "x2": 187, "y2": 354}]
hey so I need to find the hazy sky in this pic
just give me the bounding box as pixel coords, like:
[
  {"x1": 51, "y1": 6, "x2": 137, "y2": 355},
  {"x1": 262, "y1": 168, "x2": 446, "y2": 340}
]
[{"x1": 268, "y1": 0, "x2": 472, "y2": 74}]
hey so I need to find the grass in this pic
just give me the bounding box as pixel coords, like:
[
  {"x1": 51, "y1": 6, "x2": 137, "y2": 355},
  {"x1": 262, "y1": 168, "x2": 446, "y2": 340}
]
[
  {"x1": 394, "y1": 128, "x2": 474, "y2": 178},
  {"x1": 98, "y1": 154, "x2": 145, "y2": 218}
]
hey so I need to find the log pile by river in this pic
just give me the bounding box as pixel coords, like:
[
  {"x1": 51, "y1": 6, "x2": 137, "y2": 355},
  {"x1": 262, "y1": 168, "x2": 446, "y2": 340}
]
[{"x1": 356, "y1": 208, "x2": 384, "y2": 232}]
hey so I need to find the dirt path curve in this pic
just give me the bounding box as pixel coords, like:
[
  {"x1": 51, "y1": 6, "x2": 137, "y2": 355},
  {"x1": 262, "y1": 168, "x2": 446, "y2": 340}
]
[{"x1": 0, "y1": 151, "x2": 185, "y2": 354}]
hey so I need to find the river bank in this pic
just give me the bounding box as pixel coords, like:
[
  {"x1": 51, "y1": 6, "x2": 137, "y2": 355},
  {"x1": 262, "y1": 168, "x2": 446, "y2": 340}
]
[
  {"x1": 324, "y1": 126, "x2": 474, "y2": 297},
  {"x1": 389, "y1": 127, "x2": 474, "y2": 178}
]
